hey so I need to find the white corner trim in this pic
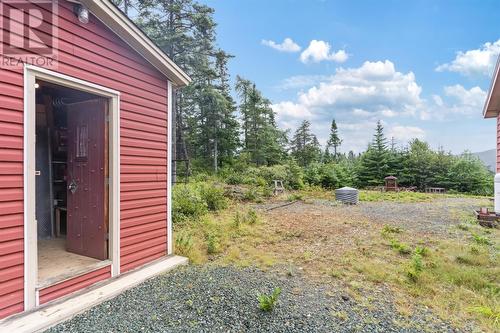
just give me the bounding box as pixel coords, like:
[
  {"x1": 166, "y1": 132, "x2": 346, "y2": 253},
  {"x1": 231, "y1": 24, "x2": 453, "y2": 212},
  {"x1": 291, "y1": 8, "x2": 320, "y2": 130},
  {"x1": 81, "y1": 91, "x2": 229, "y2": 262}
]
[
  {"x1": 167, "y1": 81, "x2": 173, "y2": 255},
  {"x1": 23, "y1": 65, "x2": 121, "y2": 310}
]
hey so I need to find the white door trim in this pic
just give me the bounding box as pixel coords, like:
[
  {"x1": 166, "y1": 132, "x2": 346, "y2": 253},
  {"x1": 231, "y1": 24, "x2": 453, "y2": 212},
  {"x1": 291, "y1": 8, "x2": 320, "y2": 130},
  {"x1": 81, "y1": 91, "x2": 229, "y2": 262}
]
[
  {"x1": 23, "y1": 65, "x2": 121, "y2": 311},
  {"x1": 167, "y1": 81, "x2": 173, "y2": 255}
]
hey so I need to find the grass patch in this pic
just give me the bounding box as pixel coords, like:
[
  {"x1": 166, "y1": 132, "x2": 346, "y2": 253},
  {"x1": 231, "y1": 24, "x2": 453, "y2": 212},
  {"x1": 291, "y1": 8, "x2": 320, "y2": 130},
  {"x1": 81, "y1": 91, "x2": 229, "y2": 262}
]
[
  {"x1": 359, "y1": 190, "x2": 435, "y2": 203},
  {"x1": 471, "y1": 233, "x2": 491, "y2": 246},
  {"x1": 381, "y1": 225, "x2": 402, "y2": 238},
  {"x1": 390, "y1": 239, "x2": 411, "y2": 255}
]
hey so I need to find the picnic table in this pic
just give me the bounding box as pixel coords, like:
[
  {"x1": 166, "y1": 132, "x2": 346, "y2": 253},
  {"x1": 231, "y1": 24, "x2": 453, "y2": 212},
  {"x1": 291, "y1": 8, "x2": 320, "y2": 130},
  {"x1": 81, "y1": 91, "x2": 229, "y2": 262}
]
[{"x1": 425, "y1": 187, "x2": 446, "y2": 194}]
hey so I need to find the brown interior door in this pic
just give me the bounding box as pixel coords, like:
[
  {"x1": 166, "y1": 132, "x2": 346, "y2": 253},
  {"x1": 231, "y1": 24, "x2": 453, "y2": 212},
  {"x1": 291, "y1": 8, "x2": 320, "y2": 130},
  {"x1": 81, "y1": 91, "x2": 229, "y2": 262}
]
[{"x1": 66, "y1": 99, "x2": 108, "y2": 260}]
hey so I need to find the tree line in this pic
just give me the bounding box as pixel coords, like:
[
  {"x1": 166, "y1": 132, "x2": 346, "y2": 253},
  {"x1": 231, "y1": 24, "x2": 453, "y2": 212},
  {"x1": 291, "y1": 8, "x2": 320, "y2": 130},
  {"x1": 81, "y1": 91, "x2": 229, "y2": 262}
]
[{"x1": 114, "y1": 0, "x2": 493, "y2": 195}]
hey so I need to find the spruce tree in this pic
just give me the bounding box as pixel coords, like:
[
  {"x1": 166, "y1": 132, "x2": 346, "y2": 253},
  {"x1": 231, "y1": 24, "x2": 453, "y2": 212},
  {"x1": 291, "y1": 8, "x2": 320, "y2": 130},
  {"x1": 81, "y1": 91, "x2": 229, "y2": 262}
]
[
  {"x1": 290, "y1": 120, "x2": 321, "y2": 167},
  {"x1": 358, "y1": 121, "x2": 390, "y2": 186},
  {"x1": 326, "y1": 119, "x2": 342, "y2": 159}
]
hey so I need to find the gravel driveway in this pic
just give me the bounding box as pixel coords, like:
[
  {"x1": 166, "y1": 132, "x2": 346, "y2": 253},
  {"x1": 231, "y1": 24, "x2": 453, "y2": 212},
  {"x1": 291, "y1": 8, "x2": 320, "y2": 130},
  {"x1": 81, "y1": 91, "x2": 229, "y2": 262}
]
[{"x1": 46, "y1": 266, "x2": 464, "y2": 333}]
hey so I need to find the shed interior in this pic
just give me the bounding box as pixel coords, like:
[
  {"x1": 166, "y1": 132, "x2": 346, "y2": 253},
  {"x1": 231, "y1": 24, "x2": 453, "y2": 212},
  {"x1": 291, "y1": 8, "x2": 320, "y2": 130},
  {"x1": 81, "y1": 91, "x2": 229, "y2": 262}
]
[{"x1": 35, "y1": 81, "x2": 110, "y2": 289}]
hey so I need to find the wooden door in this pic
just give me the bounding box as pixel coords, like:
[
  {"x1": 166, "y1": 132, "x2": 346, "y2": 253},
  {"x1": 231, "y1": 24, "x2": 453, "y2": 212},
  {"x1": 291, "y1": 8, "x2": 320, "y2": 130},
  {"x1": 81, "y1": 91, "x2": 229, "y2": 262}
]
[{"x1": 66, "y1": 99, "x2": 108, "y2": 260}]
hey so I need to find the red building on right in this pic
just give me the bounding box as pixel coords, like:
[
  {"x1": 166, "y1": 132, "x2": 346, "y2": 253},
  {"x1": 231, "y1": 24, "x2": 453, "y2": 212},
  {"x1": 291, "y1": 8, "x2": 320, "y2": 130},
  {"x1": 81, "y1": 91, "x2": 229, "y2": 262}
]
[{"x1": 483, "y1": 55, "x2": 500, "y2": 212}]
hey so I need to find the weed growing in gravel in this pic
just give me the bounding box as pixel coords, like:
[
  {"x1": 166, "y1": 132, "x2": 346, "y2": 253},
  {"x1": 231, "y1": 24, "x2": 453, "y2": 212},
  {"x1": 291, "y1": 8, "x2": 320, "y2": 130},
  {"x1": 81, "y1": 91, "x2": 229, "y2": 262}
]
[
  {"x1": 390, "y1": 240, "x2": 411, "y2": 255},
  {"x1": 258, "y1": 287, "x2": 282, "y2": 311},
  {"x1": 381, "y1": 225, "x2": 402, "y2": 238},
  {"x1": 331, "y1": 310, "x2": 348, "y2": 321}
]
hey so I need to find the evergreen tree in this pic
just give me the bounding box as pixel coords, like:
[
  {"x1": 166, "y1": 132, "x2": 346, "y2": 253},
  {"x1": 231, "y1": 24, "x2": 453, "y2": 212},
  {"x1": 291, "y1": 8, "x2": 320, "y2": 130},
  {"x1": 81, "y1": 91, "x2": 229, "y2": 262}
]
[
  {"x1": 358, "y1": 121, "x2": 390, "y2": 186},
  {"x1": 402, "y1": 139, "x2": 434, "y2": 190},
  {"x1": 131, "y1": 0, "x2": 241, "y2": 173},
  {"x1": 235, "y1": 76, "x2": 287, "y2": 166},
  {"x1": 290, "y1": 120, "x2": 321, "y2": 167},
  {"x1": 326, "y1": 119, "x2": 342, "y2": 159}
]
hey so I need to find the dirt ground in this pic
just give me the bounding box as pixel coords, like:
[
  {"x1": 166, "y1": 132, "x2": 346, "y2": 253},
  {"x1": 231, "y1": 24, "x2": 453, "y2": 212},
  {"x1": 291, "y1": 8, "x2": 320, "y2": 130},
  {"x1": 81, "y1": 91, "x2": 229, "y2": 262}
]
[
  {"x1": 48, "y1": 195, "x2": 499, "y2": 332},
  {"x1": 239, "y1": 195, "x2": 498, "y2": 332}
]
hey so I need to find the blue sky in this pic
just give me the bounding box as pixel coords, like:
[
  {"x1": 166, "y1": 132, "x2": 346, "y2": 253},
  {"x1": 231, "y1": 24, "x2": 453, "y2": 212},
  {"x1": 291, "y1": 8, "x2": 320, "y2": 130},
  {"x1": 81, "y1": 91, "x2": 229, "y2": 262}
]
[{"x1": 201, "y1": 0, "x2": 500, "y2": 153}]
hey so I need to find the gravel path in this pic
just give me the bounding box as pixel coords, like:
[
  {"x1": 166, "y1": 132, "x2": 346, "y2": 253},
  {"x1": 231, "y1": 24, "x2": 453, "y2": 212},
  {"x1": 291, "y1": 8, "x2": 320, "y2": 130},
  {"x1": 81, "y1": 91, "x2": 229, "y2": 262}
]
[
  {"x1": 257, "y1": 197, "x2": 487, "y2": 238},
  {"x1": 353, "y1": 198, "x2": 486, "y2": 236},
  {"x1": 46, "y1": 266, "x2": 464, "y2": 333}
]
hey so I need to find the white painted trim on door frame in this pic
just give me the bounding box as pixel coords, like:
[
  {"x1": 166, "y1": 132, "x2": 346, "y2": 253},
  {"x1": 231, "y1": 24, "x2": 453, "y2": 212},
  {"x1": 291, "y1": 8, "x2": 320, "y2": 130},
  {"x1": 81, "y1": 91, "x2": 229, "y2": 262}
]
[
  {"x1": 23, "y1": 65, "x2": 121, "y2": 311},
  {"x1": 167, "y1": 81, "x2": 173, "y2": 255}
]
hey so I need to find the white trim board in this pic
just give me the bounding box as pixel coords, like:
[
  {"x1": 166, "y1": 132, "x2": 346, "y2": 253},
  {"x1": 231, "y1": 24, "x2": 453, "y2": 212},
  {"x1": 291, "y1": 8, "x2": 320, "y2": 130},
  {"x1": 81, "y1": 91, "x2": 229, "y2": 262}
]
[
  {"x1": 1, "y1": 256, "x2": 188, "y2": 333},
  {"x1": 23, "y1": 65, "x2": 121, "y2": 311},
  {"x1": 167, "y1": 81, "x2": 173, "y2": 255}
]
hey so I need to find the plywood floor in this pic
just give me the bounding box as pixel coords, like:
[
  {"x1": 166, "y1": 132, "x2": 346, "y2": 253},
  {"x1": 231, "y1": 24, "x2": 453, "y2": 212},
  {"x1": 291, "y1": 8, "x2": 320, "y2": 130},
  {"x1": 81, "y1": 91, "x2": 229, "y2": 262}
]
[{"x1": 38, "y1": 238, "x2": 105, "y2": 288}]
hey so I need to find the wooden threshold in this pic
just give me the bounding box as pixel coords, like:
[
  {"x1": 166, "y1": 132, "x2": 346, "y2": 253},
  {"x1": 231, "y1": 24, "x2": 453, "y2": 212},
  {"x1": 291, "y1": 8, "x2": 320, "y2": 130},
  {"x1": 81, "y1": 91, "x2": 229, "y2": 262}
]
[{"x1": 37, "y1": 260, "x2": 112, "y2": 290}]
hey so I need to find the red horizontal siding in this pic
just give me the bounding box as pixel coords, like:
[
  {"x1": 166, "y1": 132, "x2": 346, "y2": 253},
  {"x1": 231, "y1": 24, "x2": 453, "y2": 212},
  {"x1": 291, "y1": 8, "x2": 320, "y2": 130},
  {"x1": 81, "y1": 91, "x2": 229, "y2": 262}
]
[
  {"x1": 120, "y1": 212, "x2": 166, "y2": 230},
  {"x1": 0, "y1": 0, "x2": 170, "y2": 318},
  {"x1": 39, "y1": 266, "x2": 111, "y2": 305}
]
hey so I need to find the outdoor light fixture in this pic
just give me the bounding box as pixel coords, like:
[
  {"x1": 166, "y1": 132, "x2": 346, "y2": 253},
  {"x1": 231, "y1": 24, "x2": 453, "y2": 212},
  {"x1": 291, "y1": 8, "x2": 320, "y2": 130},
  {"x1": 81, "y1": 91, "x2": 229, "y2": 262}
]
[
  {"x1": 74, "y1": 4, "x2": 89, "y2": 24},
  {"x1": 34, "y1": 83, "x2": 40, "y2": 89}
]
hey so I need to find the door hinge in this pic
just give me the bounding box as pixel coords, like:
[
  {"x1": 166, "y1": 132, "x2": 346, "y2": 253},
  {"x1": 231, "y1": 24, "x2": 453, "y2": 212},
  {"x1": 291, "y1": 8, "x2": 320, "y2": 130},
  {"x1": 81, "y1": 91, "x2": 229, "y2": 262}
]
[
  {"x1": 106, "y1": 233, "x2": 109, "y2": 240},
  {"x1": 105, "y1": 115, "x2": 110, "y2": 122},
  {"x1": 106, "y1": 177, "x2": 110, "y2": 185}
]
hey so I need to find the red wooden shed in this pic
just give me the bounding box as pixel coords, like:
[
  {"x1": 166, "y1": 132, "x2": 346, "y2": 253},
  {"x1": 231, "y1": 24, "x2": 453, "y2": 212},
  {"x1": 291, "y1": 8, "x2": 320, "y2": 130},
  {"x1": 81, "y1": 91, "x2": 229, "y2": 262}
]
[
  {"x1": 483, "y1": 55, "x2": 500, "y2": 212},
  {"x1": 0, "y1": 0, "x2": 189, "y2": 320}
]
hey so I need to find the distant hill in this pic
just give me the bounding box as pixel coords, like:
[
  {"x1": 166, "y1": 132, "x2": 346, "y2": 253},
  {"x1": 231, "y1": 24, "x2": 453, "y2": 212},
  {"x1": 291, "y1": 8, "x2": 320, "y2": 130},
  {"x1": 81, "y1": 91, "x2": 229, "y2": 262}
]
[{"x1": 472, "y1": 149, "x2": 496, "y2": 172}]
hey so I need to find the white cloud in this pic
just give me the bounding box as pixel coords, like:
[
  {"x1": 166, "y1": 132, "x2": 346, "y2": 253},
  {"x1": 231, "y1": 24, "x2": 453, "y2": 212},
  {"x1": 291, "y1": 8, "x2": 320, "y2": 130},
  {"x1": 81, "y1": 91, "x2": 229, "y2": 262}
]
[
  {"x1": 299, "y1": 40, "x2": 348, "y2": 64},
  {"x1": 436, "y1": 39, "x2": 500, "y2": 76},
  {"x1": 261, "y1": 38, "x2": 301, "y2": 52},
  {"x1": 442, "y1": 84, "x2": 487, "y2": 115},
  {"x1": 276, "y1": 74, "x2": 331, "y2": 90},
  {"x1": 276, "y1": 60, "x2": 422, "y2": 115},
  {"x1": 388, "y1": 125, "x2": 426, "y2": 142},
  {"x1": 272, "y1": 60, "x2": 425, "y2": 152}
]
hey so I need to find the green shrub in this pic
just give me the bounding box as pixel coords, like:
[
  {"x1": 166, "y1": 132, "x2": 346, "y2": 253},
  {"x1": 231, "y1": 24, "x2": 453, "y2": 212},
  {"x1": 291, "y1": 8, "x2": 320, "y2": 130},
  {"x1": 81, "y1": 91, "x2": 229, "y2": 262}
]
[
  {"x1": 472, "y1": 233, "x2": 491, "y2": 245},
  {"x1": 205, "y1": 232, "x2": 220, "y2": 254},
  {"x1": 414, "y1": 246, "x2": 429, "y2": 257},
  {"x1": 198, "y1": 183, "x2": 228, "y2": 211},
  {"x1": 258, "y1": 287, "x2": 282, "y2": 311},
  {"x1": 245, "y1": 208, "x2": 259, "y2": 225},
  {"x1": 406, "y1": 253, "x2": 423, "y2": 282},
  {"x1": 243, "y1": 187, "x2": 259, "y2": 202},
  {"x1": 287, "y1": 193, "x2": 303, "y2": 202},
  {"x1": 172, "y1": 184, "x2": 208, "y2": 224},
  {"x1": 233, "y1": 209, "x2": 260, "y2": 226},
  {"x1": 390, "y1": 240, "x2": 411, "y2": 255},
  {"x1": 175, "y1": 231, "x2": 194, "y2": 254}
]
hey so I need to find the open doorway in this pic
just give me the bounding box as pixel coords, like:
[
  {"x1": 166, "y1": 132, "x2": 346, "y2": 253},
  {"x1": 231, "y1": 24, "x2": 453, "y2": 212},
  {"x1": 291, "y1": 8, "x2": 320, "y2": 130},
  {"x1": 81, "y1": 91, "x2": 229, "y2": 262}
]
[{"x1": 35, "y1": 80, "x2": 110, "y2": 288}]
